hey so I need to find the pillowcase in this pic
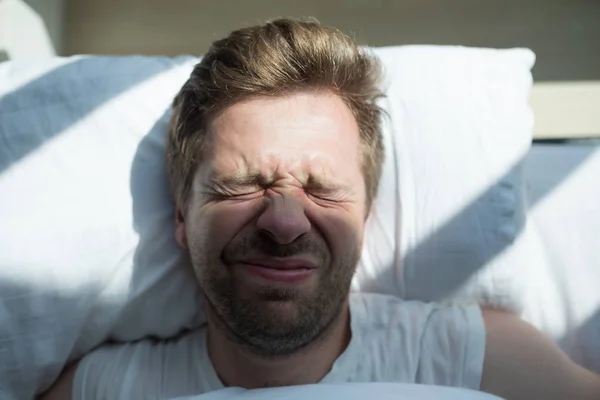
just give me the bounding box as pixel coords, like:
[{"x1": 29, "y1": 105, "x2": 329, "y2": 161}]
[
  {"x1": 0, "y1": 55, "x2": 204, "y2": 399},
  {"x1": 354, "y1": 46, "x2": 536, "y2": 311},
  {"x1": 0, "y1": 46, "x2": 535, "y2": 398}
]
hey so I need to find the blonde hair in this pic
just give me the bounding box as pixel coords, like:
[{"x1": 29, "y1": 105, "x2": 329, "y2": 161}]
[{"x1": 166, "y1": 17, "x2": 384, "y2": 210}]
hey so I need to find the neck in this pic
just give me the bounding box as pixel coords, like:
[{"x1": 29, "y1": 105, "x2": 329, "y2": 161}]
[{"x1": 206, "y1": 299, "x2": 351, "y2": 389}]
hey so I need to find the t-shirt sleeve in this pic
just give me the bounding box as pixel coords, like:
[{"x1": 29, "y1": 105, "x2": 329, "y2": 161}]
[
  {"x1": 72, "y1": 342, "x2": 139, "y2": 400},
  {"x1": 72, "y1": 329, "x2": 220, "y2": 400},
  {"x1": 416, "y1": 304, "x2": 486, "y2": 390}
]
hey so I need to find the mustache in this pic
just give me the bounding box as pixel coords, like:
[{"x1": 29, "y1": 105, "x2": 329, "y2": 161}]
[{"x1": 224, "y1": 231, "x2": 329, "y2": 261}]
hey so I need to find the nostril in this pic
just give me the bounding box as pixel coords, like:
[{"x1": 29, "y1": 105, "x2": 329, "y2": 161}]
[
  {"x1": 258, "y1": 228, "x2": 278, "y2": 243},
  {"x1": 255, "y1": 195, "x2": 311, "y2": 244}
]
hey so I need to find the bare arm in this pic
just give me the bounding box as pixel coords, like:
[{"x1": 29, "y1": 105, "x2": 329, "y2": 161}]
[
  {"x1": 481, "y1": 309, "x2": 600, "y2": 400},
  {"x1": 38, "y1": 361, "x2": 79, "y2": 400}
]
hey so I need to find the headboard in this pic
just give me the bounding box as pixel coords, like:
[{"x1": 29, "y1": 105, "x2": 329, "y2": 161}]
[{"x1": 531, "y1": 81, "x2": 600, "y2": 139}]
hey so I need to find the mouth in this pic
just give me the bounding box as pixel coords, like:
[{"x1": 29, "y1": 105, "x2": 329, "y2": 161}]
[{"x1": 237, "y1": 257, "x2": 317, "y2": 284}]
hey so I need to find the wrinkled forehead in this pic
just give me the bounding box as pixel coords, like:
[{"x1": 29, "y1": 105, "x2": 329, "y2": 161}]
[
  {"x1": 196, "y1": 153, "x2": 357, "y2": 194},
  {"x1": 198, "y1": 91, "x2": 364, "y2": 186}
]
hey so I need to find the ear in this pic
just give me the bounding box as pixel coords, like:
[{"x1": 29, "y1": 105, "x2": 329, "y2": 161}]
[{"x1": 175, "y1": 206, "x2": 188, "y2": 249}]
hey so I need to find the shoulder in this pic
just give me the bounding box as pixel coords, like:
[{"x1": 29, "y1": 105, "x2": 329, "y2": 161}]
[
  {"x1": 349, "y1": 294, "x2": 485, "y2": 388},
  {"x1": 40, "y1": 328, "x2": 211, "y2": 400},
  {"x1": 39, "y1": 361, "x2": 79, "y2": 400},
  {"x1": 350, "y1": 293, "x2": 483, "y2": 336},
  {"x1": 480, "y1": 309, "x2": 600, "y2": 400},
  {"x1": 349, "y1": 293, "x2": 439, "y2": 325},
  {"x1": 414, "y1": 300, "x2": 485, "y2": 389}
]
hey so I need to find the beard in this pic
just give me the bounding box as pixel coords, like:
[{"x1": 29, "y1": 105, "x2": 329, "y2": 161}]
[{"x1": 188, "y1": 228, "x2": 361, "y2": 357}]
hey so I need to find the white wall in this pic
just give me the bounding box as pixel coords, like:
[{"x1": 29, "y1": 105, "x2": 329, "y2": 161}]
[
  {"x1": 23, "y1": 0, "x2": 67, "y2": 54},
  {"x1": 63, "y1": 0, "x2": 599, "y2": 81},
  {"x1": 0, "y1": 0, "x2": 66, "y2": 60}
]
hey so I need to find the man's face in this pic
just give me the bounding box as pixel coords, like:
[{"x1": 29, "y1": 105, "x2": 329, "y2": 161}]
[{"x1": 176, "y1": 91, "x2": 367, "y2": 356}]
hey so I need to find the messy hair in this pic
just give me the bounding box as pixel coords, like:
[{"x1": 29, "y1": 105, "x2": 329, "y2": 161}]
[{"x1": 166, "y1": 17, "x2": 385, "y2": 211}]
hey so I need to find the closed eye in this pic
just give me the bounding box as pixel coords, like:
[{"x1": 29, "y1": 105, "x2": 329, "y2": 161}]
[
  {"x1": 209, "y1": 190, "x2": 265, "y2": 201},
  {"x1": 305, "y1": 176, "x2": 354, "y2": 204},
  {"x1": 306, "y1": 191, "x2": 347, "y2": 204}
]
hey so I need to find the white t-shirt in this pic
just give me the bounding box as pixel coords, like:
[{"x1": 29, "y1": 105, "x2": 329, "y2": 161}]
[{"x1": 73, "y1": 293, "x2": 486, "y2": 399}]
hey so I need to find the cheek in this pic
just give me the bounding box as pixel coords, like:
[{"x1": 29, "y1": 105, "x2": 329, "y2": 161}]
[
  {"x1": 306, "y1": 205, "x2": 365, "y2": 259},
  {"x1": 187, "y1": 200, "x2": 261, "y2": 254}
]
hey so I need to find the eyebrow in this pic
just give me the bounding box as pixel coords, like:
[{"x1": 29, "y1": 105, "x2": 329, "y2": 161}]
[
  {"x1": 305, "y1": 174, "x2": 354, "y2": 193},
  {"x1": 209, "y1": 171, "x2": 265, "y2": 190}
]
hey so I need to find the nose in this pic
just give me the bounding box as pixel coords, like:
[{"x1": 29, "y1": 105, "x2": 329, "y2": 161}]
[{"x1": 256, "y1": 192, "x2": 311, "y2": 244}]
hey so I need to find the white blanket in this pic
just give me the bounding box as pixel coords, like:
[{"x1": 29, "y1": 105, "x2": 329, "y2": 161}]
[{"x1": 173, "y1": 384, "x2": 503, "y2": 400}]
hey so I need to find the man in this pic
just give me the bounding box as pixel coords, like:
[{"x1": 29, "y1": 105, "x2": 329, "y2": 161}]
[{"x1": 43, "y1": 18, "x2": 600, "y2": 400}]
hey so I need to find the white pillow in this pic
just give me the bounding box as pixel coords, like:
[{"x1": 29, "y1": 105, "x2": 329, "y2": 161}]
[
  {"x1": 0, "y1": 46, "x2": 534, "y2": 398},
  {"x1": 0, "y1": 55, "x2": 204, "y2": 399},
  {"x1": 354, "y1": 46, "x2": 536, "y2": 310},
  {"x1": 173, "y1": 383, "x2": 503, "y2": 400}
]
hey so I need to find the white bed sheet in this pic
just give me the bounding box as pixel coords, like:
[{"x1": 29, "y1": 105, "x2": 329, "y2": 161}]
[{"x1": 522, "y1": 142, "x2": 600, "y2": 372}]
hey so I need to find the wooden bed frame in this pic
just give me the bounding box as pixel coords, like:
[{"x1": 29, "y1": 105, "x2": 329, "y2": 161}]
[{"x1": 531, "y1": 81, "x2": 600, "y2": 139}]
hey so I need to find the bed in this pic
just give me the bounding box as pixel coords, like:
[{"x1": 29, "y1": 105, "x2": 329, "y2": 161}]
[{"x1": 0, "y1": 47, "x2": 599, "y2": 399}]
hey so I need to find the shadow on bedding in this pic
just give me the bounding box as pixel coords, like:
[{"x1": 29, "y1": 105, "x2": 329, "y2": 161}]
[{"x1": 0, "y1": 56, "x2": 181, "y2": 174}]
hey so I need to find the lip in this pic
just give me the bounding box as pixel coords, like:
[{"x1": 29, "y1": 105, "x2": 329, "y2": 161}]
[
  {"x1": 237, "y1": 258, "x2": 317, "y2": 283},
  {"x1": 240, "y1": 257, "x2": 318, "y2": 270}
]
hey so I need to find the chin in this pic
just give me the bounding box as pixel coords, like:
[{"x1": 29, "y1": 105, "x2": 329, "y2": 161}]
[{"x1": 247, "y1": 288, "x2": 314, "y2": 319}]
